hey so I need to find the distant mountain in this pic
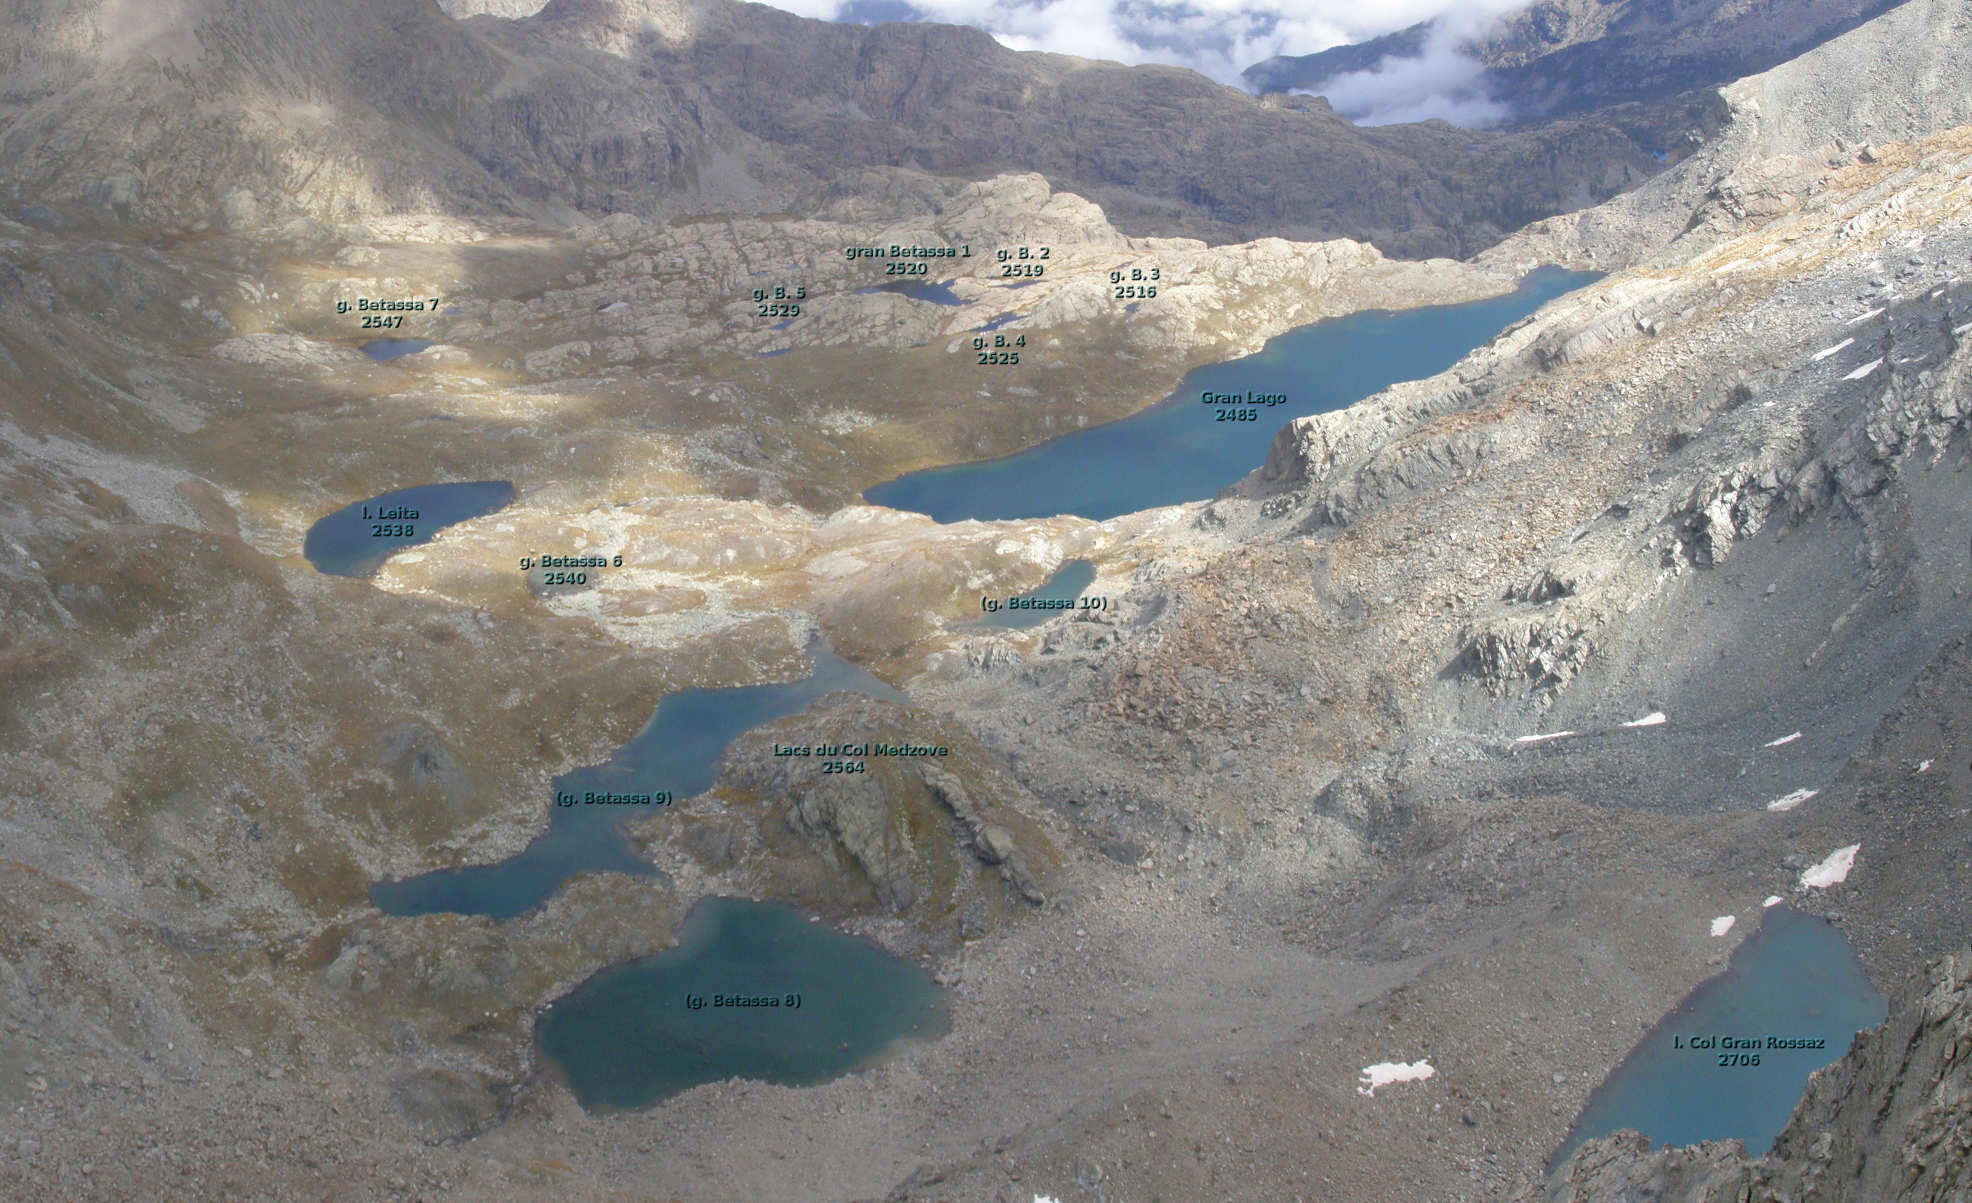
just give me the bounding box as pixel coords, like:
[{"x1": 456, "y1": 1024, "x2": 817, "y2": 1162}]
[
  {"x1": 1245, "y1": 0, "x2": 1905, "y2": 122},
  {"x1": 0, "y1": 0, "x2": 1665, "y2": 257}
]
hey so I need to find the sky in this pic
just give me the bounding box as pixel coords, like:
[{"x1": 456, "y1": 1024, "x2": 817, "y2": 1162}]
[{"x1": 758, "y1": 0, "x2": 1533, "y2": 125}]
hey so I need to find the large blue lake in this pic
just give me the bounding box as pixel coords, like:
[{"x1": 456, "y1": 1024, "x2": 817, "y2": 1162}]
[
  {"x1": 1555, "y1": 907, "x2": 1885, "y2": 1166},
  {"x1": 371, "y1": 650, "x2": 903, "y2": 920},
  {"x1": 865, "y1": 268, "x2": 1599, "y2": 522},
  {"x1": 303, "y1": 481, "x2": 515, "y2": 577},
  {"x1": 537, "y1": 896, "x2": 947, "y2": 1110}
]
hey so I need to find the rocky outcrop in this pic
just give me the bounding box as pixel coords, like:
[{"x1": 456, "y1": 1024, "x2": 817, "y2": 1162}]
[
  {"x1": 919, "y1": 766, "x2": 1044, "y2": 905},
  {"x1": 706, "y1": 698, "x2": 1057, "y2": 928},
  {"x1": 786, "y1": 774, "x2": 923, "y2": 911},
  {"x1": 1542, "y1": 952, "x2": 1972, "y2": 1202},
  {"x1": 1309, "y1": 754, "x2": 1416, "y2": 851},
  {"x1": 1249, "y1": 380, "x2": 1481, "y2": 507}
]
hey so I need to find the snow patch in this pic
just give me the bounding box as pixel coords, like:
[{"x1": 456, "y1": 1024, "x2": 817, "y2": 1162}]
[
  {"x1": 1514, "y1": 731, "x2": 1577, "y2": 744},
  {"x1": 1762, "y1": 895, "x2": 1784, "y2": 908},
  {"x1": 1766, "y1": 788, "x2": 1817, "y2": 813},
  {"x1": 1623, "y1": 711, "x2": 1668, "y2": 728},
  {"x1": 1710, "y1": 915, "x2": 1736, "y2": 937},
  {"x1": 1800, "y1": 844, "x2": 1860, "y2": 890},
  {"x1": 1843, "y1": 357, "x2": 1885, "y2": 381},
  {"x1": 1764, "y1": 732, "x2": 1802, "y2": 748},
  {"x1": 1358, "y1": 1060, "x2": 1435, "y2": 1096},
  {"x1": 1844, "y1": 307, "x2": 1885, "y2": 326},
  {"x1": 1811, "y1": 337, "x2": 1854, "y2": 361}
]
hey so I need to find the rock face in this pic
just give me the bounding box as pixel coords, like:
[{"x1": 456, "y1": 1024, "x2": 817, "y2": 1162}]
[
  {"x1": 1542, "y1": 952, "x2": 1972, "y2": 1202},
  {"x1": 920, "y1": 767, "x2": 1044, "y2": 904}
]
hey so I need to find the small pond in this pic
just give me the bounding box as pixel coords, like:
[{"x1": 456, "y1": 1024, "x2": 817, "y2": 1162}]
[{"x1": 979, "y1": 559, "x2": 1097, "y2": 629}]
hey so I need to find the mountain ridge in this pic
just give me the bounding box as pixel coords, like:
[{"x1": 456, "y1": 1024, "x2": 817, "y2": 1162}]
[
  {"x1": 1, "y1": 0, "x2": 1666, "y2": 256},
  {"x1": 1245, "y1": 0, "x2": 1906, "y2": 123}
]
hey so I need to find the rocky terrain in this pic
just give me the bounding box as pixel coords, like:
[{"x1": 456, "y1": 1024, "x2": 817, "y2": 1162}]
[{"x1": 0, "y1": 0, "x2": 1968, "y2": 1200}]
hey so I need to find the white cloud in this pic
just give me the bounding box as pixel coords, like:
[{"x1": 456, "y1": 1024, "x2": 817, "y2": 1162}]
[
  {"x1": 1309, "y1": 0, "x2": 1524, "y2": 125},
  {"x1": 752, "y1": 0, "x2": 1532, "y2": 95}
]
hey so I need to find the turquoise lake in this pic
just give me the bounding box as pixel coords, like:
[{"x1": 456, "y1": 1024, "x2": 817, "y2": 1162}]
[
  {"x1": 302, "y1": 480, "x2": 515, "y2": 577},
  {"x1": 370, "y1": 650, "x2": 902, "y2": 920},
  {"x1": 537, "y1": 896, "x2": 947, "y2": 1110},
  {"x1": 864, "y1": 268, "x2": 1599, "y2": 522},
  {"x1": 1555, "y1": 907, "x2": 1885, "y2": 1166}
]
